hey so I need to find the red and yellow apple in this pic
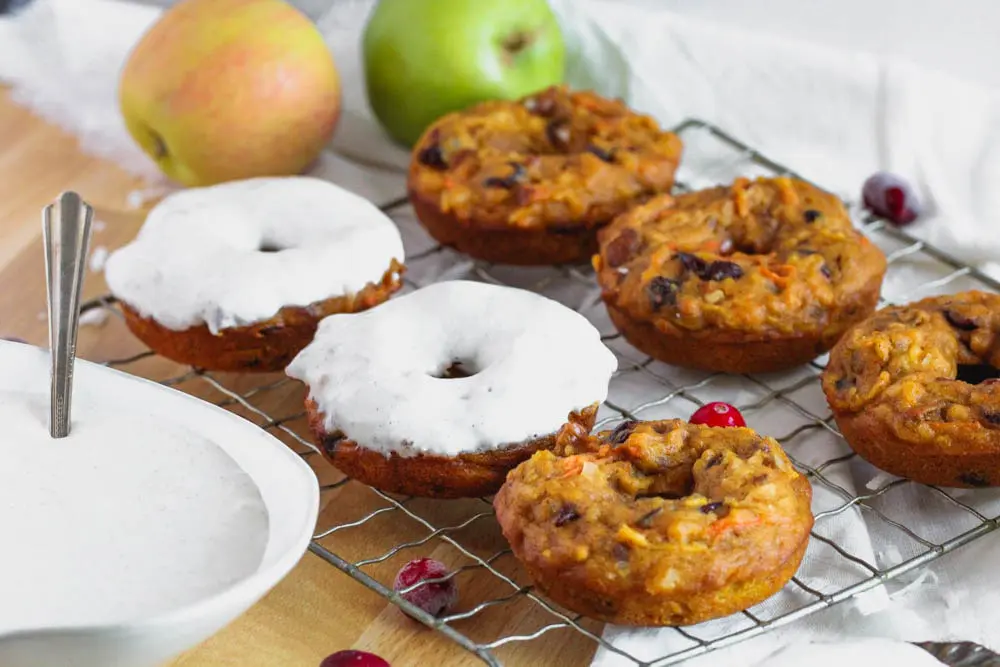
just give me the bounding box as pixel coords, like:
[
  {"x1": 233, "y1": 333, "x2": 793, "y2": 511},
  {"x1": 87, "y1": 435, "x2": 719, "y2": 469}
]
[{"x1": 119, "y1": 0, "x2": 340, "y2": 186}]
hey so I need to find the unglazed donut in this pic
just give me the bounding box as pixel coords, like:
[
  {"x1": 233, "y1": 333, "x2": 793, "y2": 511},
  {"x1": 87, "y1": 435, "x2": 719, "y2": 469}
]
[
  {"x1": 822, "y1": 291, "x2": 1000, "y2": 487},
  {"x1": 105, "y1": 177, "x2": 405, "y2": 372},
  {"x1": 595, "y1": 176, "x2": 887, "y2": 373},
  {"x1": 408, "y1": 86, "x2": 683, "y2": 266},
  {"x1": 286, "y1": 280, "x2": 617, "y2": 498},
  {"x1": 494, "y1": 415, "x2": 813, "y2": 625}
]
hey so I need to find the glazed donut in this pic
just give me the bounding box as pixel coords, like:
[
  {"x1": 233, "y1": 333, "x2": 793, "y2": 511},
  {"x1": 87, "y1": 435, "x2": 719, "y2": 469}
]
[
  {"x1": 494, "y1": 415, "x2": 813, "y2": 626},
  {"x1": 407, "y1": 86, "x2": 683, "y2": 266},
  {"x1": 594, "y1": 176, "x2": 887, "y2": 373},
  {"x1": 286, "y1": 280, "x2": 617, "y2": 498},
  {"x1": 822, "y1": 291, "x2": 1000, "y2": 488},
  {"x1": 105, "y1": 177, "x2": 405, "y2": 372}
]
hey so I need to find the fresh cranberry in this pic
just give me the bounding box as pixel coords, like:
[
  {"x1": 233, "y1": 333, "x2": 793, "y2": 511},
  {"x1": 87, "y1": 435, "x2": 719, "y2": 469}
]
[
  {"x1": 689, "y1": 402, "x2": 746, "y2": 428},
  {"x1": 862, "y1": 172, "x2": 921, "y2": 225},
  {"x1": 320, "y1": 650, "x2": 390, "y2": 667},
  {"x1": 393, "y1": 558, "x2": 457, "y2": 618}
]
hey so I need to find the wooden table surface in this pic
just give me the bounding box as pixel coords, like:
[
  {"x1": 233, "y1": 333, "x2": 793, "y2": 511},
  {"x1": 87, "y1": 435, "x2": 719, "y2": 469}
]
[{"x1": 0, "y1": 88, "x2": 601, "y2": 667}]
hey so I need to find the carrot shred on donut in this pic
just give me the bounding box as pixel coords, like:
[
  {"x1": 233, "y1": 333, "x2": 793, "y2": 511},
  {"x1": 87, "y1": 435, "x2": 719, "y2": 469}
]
[
  {"x1": 732, "y1": 177, "x2": 751, "y2": 217},
  {"x1": 707, "y1": 513, "x2": 763, "y2": 538},
  {"x1": 560, "y1": 457, "x2": 584, "y2": 478},
  {"x1": 760, "y1": 264, "x2": 795, "y2": 286}
]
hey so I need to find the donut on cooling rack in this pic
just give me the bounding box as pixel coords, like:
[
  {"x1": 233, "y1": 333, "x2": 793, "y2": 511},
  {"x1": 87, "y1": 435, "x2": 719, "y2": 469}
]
[
  {"x1": 406, "y1": 86, "x2": 683, "y2": 266},
  {"x1": 285, "y1": 280, "x2": 618, "y2": 498},
  {"x1": 822, "y1": 291, "x2": 1000, "y2": 488},
  {"x1": 104, "y1": 177, "x2": 405, "y2": 373},
  {"x1": 594, "y1": 176, "x2": 887, "y2": 374},
  {"x1": 494, "y1": 415, "x2": 814, "y2": 625}
]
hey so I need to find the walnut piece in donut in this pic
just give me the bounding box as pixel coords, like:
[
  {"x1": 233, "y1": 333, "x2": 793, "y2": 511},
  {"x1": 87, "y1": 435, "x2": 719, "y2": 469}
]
[
  {"x1": 823, "y1": 290, "x2": 1000, "y2": 487},
  {"x1": 595, "y1": 176, "x2": 887, "y2": 373},
  {"x1": 494, "y1": 415, "x2": 813, "y2": 626},
  {"x1": 407, "y1": 85, "x2": 683, "y2": 265}
]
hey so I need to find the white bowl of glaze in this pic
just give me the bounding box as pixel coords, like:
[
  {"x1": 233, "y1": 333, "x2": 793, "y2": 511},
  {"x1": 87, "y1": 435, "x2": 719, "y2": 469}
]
[{"x1": 0, "y1": 341, "x2": 319, "y2": 667}]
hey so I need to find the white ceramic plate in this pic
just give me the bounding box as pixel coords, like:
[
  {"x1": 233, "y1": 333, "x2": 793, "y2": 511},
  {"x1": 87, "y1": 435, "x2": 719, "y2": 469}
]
[{"x1": 0, "y1": 341, "x2": 319, "y2": 667}]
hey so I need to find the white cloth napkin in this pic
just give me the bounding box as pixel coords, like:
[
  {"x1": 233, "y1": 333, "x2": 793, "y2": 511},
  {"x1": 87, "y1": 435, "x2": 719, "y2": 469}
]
[{"x1": 2, "y1": 2, "x2": 999, "y2": 666}]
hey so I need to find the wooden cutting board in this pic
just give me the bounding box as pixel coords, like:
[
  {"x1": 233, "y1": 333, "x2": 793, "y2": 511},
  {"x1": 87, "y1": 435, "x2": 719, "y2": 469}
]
[{"x1": 0, "y1": 88, "x2": 601, "y2": 667}]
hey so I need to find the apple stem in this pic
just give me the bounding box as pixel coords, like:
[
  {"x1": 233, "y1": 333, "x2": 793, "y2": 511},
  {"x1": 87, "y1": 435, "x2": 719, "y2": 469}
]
[{"x1": 502, "y1": 30, "x2": 535, "y2": 57}]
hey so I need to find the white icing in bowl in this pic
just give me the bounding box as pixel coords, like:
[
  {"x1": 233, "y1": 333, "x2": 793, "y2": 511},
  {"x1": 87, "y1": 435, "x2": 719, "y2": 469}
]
[
  {"x1": 286, "y1": 281, "x2": 618, "y2": 456},
  {"x1": 0, "y1": 392, "x2": 268, "y2": 632},
  {"x1": 104, "y1": 177, "x2": 405, "y2": 333},
  {"x1": 0, "y1": 341, "x2": 318, "y2": 667}
]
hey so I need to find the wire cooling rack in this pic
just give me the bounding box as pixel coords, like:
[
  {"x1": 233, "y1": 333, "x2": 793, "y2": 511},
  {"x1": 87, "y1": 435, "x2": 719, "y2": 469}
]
[{"x1": 81, "y1": 120, "x2": 1000, "y2": 666}]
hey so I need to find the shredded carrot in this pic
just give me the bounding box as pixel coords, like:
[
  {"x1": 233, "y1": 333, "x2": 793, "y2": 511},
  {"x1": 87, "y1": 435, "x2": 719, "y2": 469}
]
[
  {"x1": 732, "y1": 177, "x2": 751, "y2": 217},
  {"x1": 760, "y1": 264, "x2": 795, "y2": 286},
  {"x1": 560, "y1": 457, "x2": 584, "y2": 478},
  {"x1": 774, "y1": 176, "x2": 799, "y2": 207},
  {"x1": 707, "y1": 514, "x2": 763, "y2": 538}
]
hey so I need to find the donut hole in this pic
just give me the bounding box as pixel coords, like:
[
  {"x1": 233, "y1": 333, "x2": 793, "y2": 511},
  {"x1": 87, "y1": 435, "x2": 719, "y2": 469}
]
[
  {"x1": 957, "y1": 364, "x2": 1000, "y2": 385},
  {"x1": 257, "y1": 241, "x2": 284, "y2": 253},
  {"x1": 432, "y1": 359, "x2": 479, "y2": 379}
]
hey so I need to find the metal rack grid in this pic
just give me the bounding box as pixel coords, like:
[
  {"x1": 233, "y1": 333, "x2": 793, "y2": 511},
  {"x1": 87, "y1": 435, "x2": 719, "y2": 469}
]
[{"x1": 81, "y1": 120, "x2": 1000, "y2": 666}]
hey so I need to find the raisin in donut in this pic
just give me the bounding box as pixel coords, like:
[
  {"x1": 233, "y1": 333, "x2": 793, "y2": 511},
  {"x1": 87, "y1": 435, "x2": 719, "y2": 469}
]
[
  {"x1": 105, "y1": 177, "x2": 404, "y2": 372},
  {"x1": 494, "y1": 415, "x2": 813, "y2": 626},
  {"x1": 595, "y1": 176, "x2": 887, "y2": 374},
  {"x1": 822, "y1": 291, "x2": 1000, "y2": 488},
  {"x1": 407, "y1": 86, "x2": 683, "y2": 266},
  {"x1": 286, "y1": 281, "x2": 617, "y2": 498}
]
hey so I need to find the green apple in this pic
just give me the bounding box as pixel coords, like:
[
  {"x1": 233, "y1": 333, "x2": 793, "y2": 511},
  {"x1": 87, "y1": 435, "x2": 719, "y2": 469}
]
[{"x1": 362, "y1": 0, "x2": 566, "y2": 147}]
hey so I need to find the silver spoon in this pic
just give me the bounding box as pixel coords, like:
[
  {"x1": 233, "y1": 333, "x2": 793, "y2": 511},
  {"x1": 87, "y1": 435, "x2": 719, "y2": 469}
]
[{"x1": 42, "y1": 191, "x2": 93, "y2": 438}]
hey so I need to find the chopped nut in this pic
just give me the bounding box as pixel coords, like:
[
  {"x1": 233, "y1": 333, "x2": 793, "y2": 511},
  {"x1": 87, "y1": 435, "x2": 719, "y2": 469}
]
[
  {"x1": 617, "y1": 524, "x2": 650, "y2": 547},
  {"x1": 655, "y1": 567, "x2": 681, "y2": 592},
  {"x1": 704, "y1": 289, "x2": 725, "y2": 304}
]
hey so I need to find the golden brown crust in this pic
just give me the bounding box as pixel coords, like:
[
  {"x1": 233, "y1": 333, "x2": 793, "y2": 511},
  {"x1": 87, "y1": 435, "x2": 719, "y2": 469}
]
[
  {"x1": 120, "y1": 260, "x2": 404, "y2": 373},
  {"x1": 494, "y1": 415, "x2": 814, "y2": 625},
  {"x1": 407, "y1": 85, "x2": 682, "y2": 265},
  {"x1": 409, "y1": 190, "x2": 601, "y2": 266},
  {"x1": 305, "y1": 399, "x2": 599, "y2": 499},
  {"x1": 822, "y1": 291, "x2": 1000, "y2": 487},
  {"x1": 595, "y1": 177, "x2": 887, "y2": 373}
]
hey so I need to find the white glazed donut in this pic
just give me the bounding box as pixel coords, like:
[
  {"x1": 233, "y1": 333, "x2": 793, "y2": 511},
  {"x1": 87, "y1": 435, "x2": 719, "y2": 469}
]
[
  {"x1": 104, "y1": 177, "x2": 405, "y2": 372},
  {"x1": 286, "y1": 280, "x2": 618, "y2": 498}
]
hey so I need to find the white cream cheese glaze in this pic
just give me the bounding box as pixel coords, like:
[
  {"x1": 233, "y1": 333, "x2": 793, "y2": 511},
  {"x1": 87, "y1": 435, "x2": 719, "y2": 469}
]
[
  {"x1": 0, "y1": 391, "x2": 269, "y2": 632},
  {"x1": 286, "y1": 280, "x2": 618, "y2": 457},
  {"x1": 104, "y1": 177, "x2": 405, "y2": 334}
]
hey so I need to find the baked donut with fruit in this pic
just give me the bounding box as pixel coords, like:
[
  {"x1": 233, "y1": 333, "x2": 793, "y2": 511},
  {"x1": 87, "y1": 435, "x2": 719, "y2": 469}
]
[
  {"x1": 595, "y1": 176, "x2": 887, "y2": 373},
  {"x1": 494, "y1": 416, "x2": 813, "y2": 626},
  {"x1": 105, "y1": 177, "x2": 404, "y2": 372},
  {"x1": 823, "y1": 291, "x2": 1000, "y2": 488},
  {"x1": 407, "y1": 85, "x2": 683, "y2": 266},
  {"x1": 286, "y1": 280, "x2": 617, "y2": 498}
]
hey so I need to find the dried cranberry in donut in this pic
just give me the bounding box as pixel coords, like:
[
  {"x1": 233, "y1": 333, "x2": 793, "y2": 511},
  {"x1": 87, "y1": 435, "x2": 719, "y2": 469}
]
[
  {"x1": 608, "y1": 419, "x2": 638, "y2": 444},
  {"x1": 546, "y1": 119, "x2": 572, "y2": 149},
  {"x1": 417, "y1": 143, "x2": 448, "y2": 170},
  {"x1": 702, "y1": 260, "x2": 744, "y2": 282},
  {"x1": 647, "y1": 277, "x2": 680, "y2": 309},
  {"x1": 483, "y1": 162, "x2": 526, "y2": 189},
  {"x1": 586, "y1": 145, "x2": 616, "y2": 163}
]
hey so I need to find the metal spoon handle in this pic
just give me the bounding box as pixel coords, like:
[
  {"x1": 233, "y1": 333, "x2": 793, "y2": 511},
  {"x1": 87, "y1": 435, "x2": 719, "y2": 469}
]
[{"x1": 43, "y1": 191, "x2": 93, "y2": 439}]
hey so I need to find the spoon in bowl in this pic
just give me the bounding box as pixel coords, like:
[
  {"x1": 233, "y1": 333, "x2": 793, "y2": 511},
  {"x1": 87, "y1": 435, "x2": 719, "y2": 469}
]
[{"x1": 42, "y1": 191, "x2": 93, "y2": 438}]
